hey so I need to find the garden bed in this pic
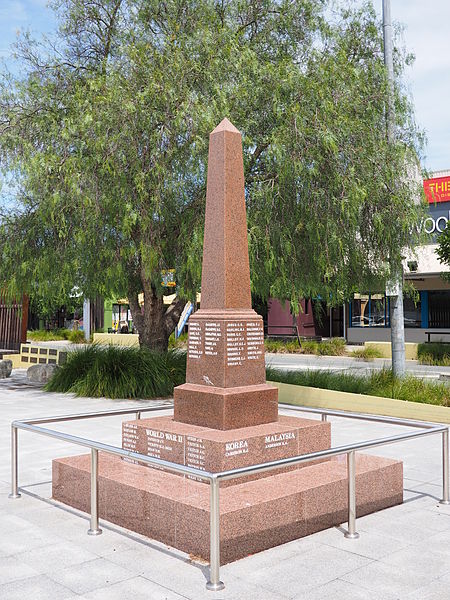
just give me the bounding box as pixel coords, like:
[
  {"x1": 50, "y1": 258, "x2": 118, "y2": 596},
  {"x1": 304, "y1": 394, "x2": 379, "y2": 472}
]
[{"x1": 267, "y1": 367, "x2": 450, "y2": 407}]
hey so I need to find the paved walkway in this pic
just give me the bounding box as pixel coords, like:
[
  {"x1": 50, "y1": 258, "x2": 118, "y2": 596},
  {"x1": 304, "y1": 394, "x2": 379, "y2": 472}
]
[
  {"x1": 266, "y1": 352, "x2": 450, "y2": 380},
  {"x1": 1, "y1": 371, "x2": 450, "y2": 599}
]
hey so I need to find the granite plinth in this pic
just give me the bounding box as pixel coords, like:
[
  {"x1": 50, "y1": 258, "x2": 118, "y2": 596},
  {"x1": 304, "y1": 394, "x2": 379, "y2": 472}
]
[
  {"x1": 122, "y1": 414, "x2": 331, "y2": 485},
  {"x1": 178, "y1": 309, "x2": 277, "y2": 429},
  {"x1": 52, "y1": 452, "x2": 403, "y2": 564},
  {"x1": 174, "y1": 382, "x2": 278, "y2": 430},
  {"x1": 184, "y1": 310, "x2": 266, "y2": 388}
]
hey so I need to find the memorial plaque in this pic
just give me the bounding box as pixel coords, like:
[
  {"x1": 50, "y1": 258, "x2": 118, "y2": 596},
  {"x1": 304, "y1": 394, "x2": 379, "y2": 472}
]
[
  {"x1": 121, "y1": 415, "x2": 331, "y2": 486},
  {"x1": 122, "y1": 422, "x2": 139, "y2": 465}
]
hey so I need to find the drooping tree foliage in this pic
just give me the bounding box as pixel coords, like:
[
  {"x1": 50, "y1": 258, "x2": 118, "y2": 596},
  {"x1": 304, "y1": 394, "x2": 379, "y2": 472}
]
[
  {"x1": 436, "y1": 225, "x2": 450, "y2": 282},
  {"x1": 0, "y1": 0, "x2": 425, "y2": 350}
]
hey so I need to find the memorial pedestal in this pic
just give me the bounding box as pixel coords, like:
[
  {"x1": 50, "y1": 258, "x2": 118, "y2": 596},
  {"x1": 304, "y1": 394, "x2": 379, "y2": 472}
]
[
  {"x1": 53, "y1": 448, "x2": 403, "y2": 564},
  {"x1": 177, "y1": 310, "x2": 278, "y2": 430}
]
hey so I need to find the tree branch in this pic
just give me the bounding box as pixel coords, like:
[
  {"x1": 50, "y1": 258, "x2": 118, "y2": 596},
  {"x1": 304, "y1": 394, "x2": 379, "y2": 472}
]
[{"x1": 163, "y1": 297, "x2": 186, "y2": 335}]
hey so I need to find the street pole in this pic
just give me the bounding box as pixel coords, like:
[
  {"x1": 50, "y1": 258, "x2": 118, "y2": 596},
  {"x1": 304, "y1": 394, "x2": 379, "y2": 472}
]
[{"x1": 383, "y1": 0, "x2": 405, "y2": 377}]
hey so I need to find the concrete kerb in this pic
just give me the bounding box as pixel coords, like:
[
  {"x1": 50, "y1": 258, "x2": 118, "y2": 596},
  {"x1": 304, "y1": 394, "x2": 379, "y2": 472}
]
[{"x1": 270, "y1": 380, "x2": 450, "y2": 424}]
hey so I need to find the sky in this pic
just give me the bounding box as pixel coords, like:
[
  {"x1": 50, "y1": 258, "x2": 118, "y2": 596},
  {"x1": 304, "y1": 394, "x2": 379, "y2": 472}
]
[{"x1": 0, "y1": 0, "x2": 448, "y2": 173}]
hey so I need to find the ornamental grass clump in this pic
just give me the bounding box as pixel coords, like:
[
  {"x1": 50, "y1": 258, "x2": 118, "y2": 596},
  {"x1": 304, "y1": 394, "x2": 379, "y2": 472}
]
[
  {"x1": 27, "y1": 329, "x2": 69, "y2": 342},
  {"x1": 418, "y1": 343, "x2": 450, "y2": 366},
  {"x1": 46, "y1": 345, "x2": 186, "y2": 399},
  {"x1": 266, "y1": 367, "x2": 371, "y2": 395},
  {"x1": 351, "y1": 346, "x2": 384, "y2": 361},
  {"x1": 264, "y1": 339, "x2": 302, "y2": 353},
  {"x1": 317, "y1": 338, "x2": 347, "y2": 356}
]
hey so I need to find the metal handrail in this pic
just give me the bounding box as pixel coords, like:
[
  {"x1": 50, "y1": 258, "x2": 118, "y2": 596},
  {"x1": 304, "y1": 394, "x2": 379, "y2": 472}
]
[{"x1": 8, "y1": 403, "x2": 450, "y2": 592}]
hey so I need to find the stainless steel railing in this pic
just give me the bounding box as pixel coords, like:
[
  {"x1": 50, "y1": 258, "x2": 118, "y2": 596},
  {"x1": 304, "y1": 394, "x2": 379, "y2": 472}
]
[{"x1": 8, "y1": 402, "x2": 450, "y2": 592}]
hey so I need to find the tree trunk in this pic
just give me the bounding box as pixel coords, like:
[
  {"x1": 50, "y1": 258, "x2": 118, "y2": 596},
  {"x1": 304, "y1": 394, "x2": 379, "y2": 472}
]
[
  {"x1": 383, "y1": 0, "x2": 406, "y2": 377},
  {"x1": 128, "y1": 284, "x2": 186, "y2": 353},
  {"x1": 140, "y1": 286, "x2": 168, "y2": 351},
  {"x1": 390, "y1": 271, "x2": 406, "y2": 377}
]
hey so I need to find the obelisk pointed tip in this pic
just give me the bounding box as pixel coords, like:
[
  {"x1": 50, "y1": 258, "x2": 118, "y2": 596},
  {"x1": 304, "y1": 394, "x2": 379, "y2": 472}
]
[{"x1": 211, "y1": 118, "x2": 241, "y2": 135}]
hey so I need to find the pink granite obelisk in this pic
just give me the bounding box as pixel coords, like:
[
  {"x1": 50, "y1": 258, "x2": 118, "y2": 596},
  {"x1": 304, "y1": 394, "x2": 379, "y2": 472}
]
[
  {"x1": 52, "y1": 119, "x2": 403, "y2": 566},
  {"x1": 174, "y1": 119, "x2": 278, "y2": 429}
]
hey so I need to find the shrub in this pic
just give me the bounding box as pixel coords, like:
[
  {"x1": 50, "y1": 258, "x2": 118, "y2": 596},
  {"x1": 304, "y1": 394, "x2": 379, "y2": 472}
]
[
  {"x1": 418, "y1": 343, "x2": 450, "y2": 366},
  {"x1": 67, "y1": 329, "x2": 86, "y2": 343},
  {"x1": 265, "y1": 339, "x2": 301, "y2": 353},
  {"x1": 351, "y1": 346, "x2": 384, "y2": 361},
  {"x1": 266, "y1": 367, "x2": 370, "y2": 394},
  {"x1": 301, "y1": 340, "x2": 319, "y2": 355},
  {"x1": 317, "y1": 338, "x2": 347, "y2": 356},
  {"x1": 46, "y1": 345, "x2": 187, "y2": 399},
  {"x1": 27, "y1": 329, "x2": 69, "y2": 342},
  {"x1": 168, "y1": 332, "x2": 188, "y2": 349},
  {"x1": 265, "y1": 337, "x2": 347, "y2": 356}
]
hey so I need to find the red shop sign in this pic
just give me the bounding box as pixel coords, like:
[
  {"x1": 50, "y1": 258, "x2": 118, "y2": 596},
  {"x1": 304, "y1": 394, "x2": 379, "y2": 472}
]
[{"x1": 424, "y1": 175, "x2": 450, "y2": 204}]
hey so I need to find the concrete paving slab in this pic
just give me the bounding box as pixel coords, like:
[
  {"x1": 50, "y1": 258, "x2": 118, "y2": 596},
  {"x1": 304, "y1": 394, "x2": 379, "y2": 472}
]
[
  {"x1": 406, "y1": 578, "x2": 450, "y2": 600},
  {"x1": 309, "y1": 526, "x2": 409, "y2": 560},
  {"x1": 16, "y1": 541, "x2": 99, "y2": 574},
  {"x1": 244, "y1": 545, "x2": 371, "y2": 597},
  {"x1": 0, "y1": 574, "x2": 77, "y2": 600},
  {"x1": 47, "y1": 557, "x2": 134, "y2": 595},
  {"x1": 292, "y1": 578, "x2": 398, "y2": 600},
  {"x1": 341, "y1": 560, "x2": 434, "y2": 597},
  {"x1": 1, "y1": 374, "x2": 450, "y2": 598},
  {"x1": 82, "y1": 575, "x2": 188, "y2": 600}
]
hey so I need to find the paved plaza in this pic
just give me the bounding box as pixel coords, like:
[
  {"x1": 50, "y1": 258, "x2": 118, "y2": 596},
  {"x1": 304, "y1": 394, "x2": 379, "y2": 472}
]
[{"x1": 1, "y1": 370, "x2": 450, "y2": 599}]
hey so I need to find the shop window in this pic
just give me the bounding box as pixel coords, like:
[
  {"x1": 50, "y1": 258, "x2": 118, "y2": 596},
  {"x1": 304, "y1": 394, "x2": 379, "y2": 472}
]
[
  {"x1": 403, "y1": 296, "x2": 421, "y2": 328},
  {"x1": 429, "y1": 291, "x2": 450, "y2": 328},
  {"x1": 351, "y1": 294, "x2": 369, "y2": 327},
  {"x1": 370, "y1": 294, "x2": 387, "y2": 327},
  {"x1": 351, "y1": 293, "x2": 388, "y2": 327}
]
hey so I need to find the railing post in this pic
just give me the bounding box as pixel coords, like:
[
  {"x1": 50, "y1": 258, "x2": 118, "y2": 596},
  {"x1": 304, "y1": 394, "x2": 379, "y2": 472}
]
[
  {"x1": 440, "y1": 428, "x2": 450, "y2": 505},
  {"x1": 344, "y1": 451, "x2": 359, "y2": 539},
  {"x1": 321, "y1": 414, "x2": 328, "y2": 422},
  {"x1": 206, "y1": 477, "x2": 224, "y2": 591},
  {"x1": 87, "y1": 449, "x2": 102, "y2": 535},
  {"x1": 136, "y1": 411, "x2": 141, "y2": 420},
  {"x1": 8, "y1": 425, "x2": 21, "y2": 499}
]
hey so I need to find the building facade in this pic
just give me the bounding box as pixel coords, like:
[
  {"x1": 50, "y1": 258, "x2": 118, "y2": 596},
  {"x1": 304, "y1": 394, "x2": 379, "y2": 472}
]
[{"x1": 268, "y1": 171, "x2": 450, "y2": 343}]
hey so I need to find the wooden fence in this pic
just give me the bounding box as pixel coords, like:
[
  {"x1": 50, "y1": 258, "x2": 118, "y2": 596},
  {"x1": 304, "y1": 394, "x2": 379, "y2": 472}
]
[{"x1": 0, "y1": 295, "x2": 28, "y2": 351}]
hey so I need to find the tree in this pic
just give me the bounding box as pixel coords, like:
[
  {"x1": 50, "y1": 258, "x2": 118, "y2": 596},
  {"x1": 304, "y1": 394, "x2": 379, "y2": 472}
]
[
  {"x1": 0, "y1": 0, "x2": 425, "y2": 351},
  {"x1": 436, "y1": 225, "x2": 450, "y2": 281}
]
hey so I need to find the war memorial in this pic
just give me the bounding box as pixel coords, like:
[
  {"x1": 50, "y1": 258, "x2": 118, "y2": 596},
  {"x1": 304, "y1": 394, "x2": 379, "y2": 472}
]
[{"x1": 52, "y1": 119, "x2": 403, "y2": 588}]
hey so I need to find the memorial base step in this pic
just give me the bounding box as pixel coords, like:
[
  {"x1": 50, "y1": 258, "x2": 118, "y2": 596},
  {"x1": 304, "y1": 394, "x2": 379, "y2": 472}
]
[
  {"x1": 52, "y1": 452, "x2": 403, "y2": 564},
  {"x1": 122, "y1": 414, "x2": 331, "y2": 485}
]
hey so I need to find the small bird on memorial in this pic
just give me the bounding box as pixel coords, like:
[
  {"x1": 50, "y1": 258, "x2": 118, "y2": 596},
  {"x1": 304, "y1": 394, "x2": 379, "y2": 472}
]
[{"x1": 202, "y1": 375, "x2": 214, "y2": 386}]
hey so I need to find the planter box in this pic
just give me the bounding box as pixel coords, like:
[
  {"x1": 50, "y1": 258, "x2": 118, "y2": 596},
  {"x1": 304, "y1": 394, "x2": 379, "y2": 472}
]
[
  {"x1": 365, "y1": 341, "x2": 418, "y2": 360},
  {"x1": 269, "y1": 380, "x2": 450, "y2": 423},
  {"x1": 93, "y1": 333, "x2": 139, "y2": 347}
]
